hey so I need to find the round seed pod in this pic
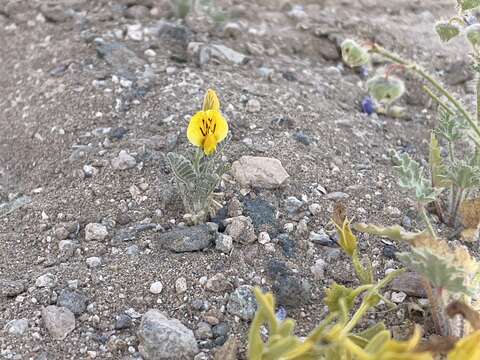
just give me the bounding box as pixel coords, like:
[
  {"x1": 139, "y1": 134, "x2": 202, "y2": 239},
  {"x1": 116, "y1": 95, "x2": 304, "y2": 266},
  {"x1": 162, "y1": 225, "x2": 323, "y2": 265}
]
[
  {"x1": 366, "y1": 75, "x2": 405, "y2": 105},
  {"x1": 466, "y1": 23, "x2": 480, "y2": 50},
  {"x1": 435, "y1": 21, "x2": 461, "y2": 42},
  {"x1": 341, "y1": 39, "x2": 370, "y2": 68}
]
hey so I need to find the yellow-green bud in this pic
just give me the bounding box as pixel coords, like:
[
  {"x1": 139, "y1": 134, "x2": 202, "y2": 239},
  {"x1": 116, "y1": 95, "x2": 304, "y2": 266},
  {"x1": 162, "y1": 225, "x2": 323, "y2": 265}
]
[
  {"x1": 366, "y1": 75, "x2": 405, "y2": 105},
  {"x1": 435, "y1": 21, "x2": 461, "y2": 42},
  {"x1": 341, "y1": 39, "x2": 370, "y2": 68}
]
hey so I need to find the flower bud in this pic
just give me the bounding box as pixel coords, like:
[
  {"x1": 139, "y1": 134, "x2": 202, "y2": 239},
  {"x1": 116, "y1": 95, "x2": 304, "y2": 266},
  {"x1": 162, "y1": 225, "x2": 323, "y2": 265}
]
[
  {"x1": 366, "y1": 75, "x2": 405, "y2": 105},
  {"x1": 466, "y1": 23, "x2": 480, "y2": 50},
  {"x1": 457, "y1": 0, "x2": 480, "y2": 12},
  {"x1": 435, "y1": 21, "x2": 460, "y2": 42},
  {"x1": 341, "y1": 39, "x2": 370, "y2": 68}
]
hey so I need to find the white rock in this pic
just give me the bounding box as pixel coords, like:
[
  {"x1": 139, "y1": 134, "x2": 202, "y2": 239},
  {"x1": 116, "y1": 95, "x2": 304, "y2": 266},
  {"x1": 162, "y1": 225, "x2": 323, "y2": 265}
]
[
  {"x1": 246, "y1": 99, "x2": 261, "y2": 113},
  {"x1": 35, "y1": 273, "x2": 56, "y2": 288},
  {"x1": 310, "y1": 259, "x2": 326, "y2": 280},
  {"x1": 264, "y1": 243, "x2": 275, "y2": 252},
  {"x1": 231, "y1": 156, "x2": 289, "y2": 189},
  {"x1": 391, "y1": 291, "x2": 407, "y2": 303},
  {"x1": 308, "y1": 203, "x2": 321, "y2": 215},
  {"x1": 145, "y1": 49, "x2": 156, "y2": 57},
  {"x1": 175, "y1": 277, "x2": 187, "y2": 294},
  {"x1": 86, "y1": 257, "x2": 102, "y2": 268},
  {"x1": 5, "y1": 319, "x2": 28, "y2": 336},
  {"x1": 42, "y1": 306, "x2": 75, "y2": 340},
  {"x1": 111, "y1": 150, "x2": 136, "y2": 171},
  {"x1": 127, "y1": 24, "x2": 143, "y2": 41},
  {"x1": 258, "y1": 232, "x2": 271, "y2": 244},
  {"x1": 150, "y1": 281, "x2": 164, "y2": 295},
  {"x1": 215, "y1": 234, "x2": 233, "y2": 253},
  {"x1": 85, "y1": 223, "x2": 108, "y2": 241}
]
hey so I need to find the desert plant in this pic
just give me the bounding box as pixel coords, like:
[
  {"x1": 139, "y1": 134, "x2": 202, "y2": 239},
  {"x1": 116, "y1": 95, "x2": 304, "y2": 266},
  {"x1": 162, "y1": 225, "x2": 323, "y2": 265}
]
[
  {"x1": 247, "y1": 269, "x2": 423, "y2": 360},
  {"x1": 167, "y1": 89, "x2": 230, "y2": 224},
  {"x1": 341, "y1": 1, "x2": 480, "y2": 229},
  {"x1": 332, "y1": 203, "x2": 374, "y2": 285}
]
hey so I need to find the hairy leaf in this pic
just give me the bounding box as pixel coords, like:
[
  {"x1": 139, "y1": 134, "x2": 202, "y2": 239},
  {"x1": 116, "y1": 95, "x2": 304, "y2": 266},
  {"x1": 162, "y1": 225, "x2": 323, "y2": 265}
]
[
  {"x1": 391, "y1": 150, "x2": 437, "y2": 203},
  {"x1": 353, "y1": 223, "x2": 428, "y2": 243},
  {"x1": 397, "y1": 247, "x2": 472, "y2": 295},
  {"x1": 447, "y1": 161, "x2": 480, "y2": 189},
  {"x1": 167, "y1": 152, "x2": 196, "y2": 186},
  {"x1": 435, "y1": 21, "x2": 461, "y2": 42}
]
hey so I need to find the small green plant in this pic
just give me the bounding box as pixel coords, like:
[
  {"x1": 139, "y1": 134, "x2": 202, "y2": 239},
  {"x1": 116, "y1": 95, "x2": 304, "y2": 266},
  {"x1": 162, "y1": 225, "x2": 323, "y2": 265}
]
[
  {"x1": 167, "y1": 89, "x2": 230, "y2": 224},
  {"x1": 342, "y1": 0, "x2": 480, "y2": 229},
  {"x1": 332, "y1": 204, "x2": 374, "y2": 285},
  {"x1": 247, "y1": 269, "x2": 438, "y2": 360}
]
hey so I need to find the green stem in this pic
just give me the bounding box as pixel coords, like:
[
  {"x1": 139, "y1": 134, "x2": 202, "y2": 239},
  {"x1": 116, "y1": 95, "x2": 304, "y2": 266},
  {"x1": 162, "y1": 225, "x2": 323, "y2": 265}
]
[
  {"x1": 343, "y1": 338, "x2": 372, "y2": 360},
  {"x1": 422, "y1": 85, "x2": 454, "y2": 115},
  {"x1": 341, "y1": 302, "x2": 371, "y2": 336},
  {"x1": 451, "y1": 188, "x2": 465, "y2": 226},
  {"x1": 477, "y1": 73, "x2": 480, "y2": 124},
  {"x1": 371, "y1": 45, "x2": 480, "y2": 138},
  {"x1": 420, "y1": 205, "x2": 437, "y2": 239}
]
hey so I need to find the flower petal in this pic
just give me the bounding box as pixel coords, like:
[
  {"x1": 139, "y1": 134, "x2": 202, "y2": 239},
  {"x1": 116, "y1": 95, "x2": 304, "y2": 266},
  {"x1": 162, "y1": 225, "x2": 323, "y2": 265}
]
[
  {"x1": 211, "y1": 110, "x2": 229, "y2": 143},
  {"x1": 203, "y1": 134, "x2": 217, "y2": 155},
  {"x1": 187, "y1": 111, "x2": 206, "y2": 147},
  {"x1": 203, "y1": 89, "x2": 220, "y2": 112}
]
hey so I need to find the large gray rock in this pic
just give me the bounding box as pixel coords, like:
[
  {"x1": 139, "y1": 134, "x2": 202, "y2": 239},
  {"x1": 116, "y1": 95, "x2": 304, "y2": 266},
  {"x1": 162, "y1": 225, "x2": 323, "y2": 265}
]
[
  {"x1": 0, "y1": 279, "x2": 25, "y2": 298},
  {"x1": 231, "y1": 156, "x2": 289, "y2": 189},
  {"x1": 42, "y1": 306, "x2": 75, "y2": 340},
  {"x1": 156, "y1": 224, "x2": 216, "y2": 252},
  {"x1": 138, "y1": 309, "x2": 199, "y2": 360}
]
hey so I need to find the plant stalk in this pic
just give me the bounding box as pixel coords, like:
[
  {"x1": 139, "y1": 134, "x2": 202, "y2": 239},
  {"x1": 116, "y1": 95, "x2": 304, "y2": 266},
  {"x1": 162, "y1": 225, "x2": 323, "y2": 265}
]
[
  {"x1": 419, "y1": 205, "x2": 437, "y2": 239},
  {"x1": 371, "y1": 44, "x2": 480, "y2": 138}
]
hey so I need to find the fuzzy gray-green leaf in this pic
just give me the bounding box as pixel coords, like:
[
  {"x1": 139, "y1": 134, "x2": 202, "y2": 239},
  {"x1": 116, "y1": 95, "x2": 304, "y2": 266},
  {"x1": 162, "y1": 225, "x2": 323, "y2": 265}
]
[
  {"x1": 167, "y1": 152, "x2": 196, "y2": 186},
  {"x1": 390, "y1": 151, "x2": 437, "y2": 203},
  {"x1": 397, "y1": 247, "x2": 472, "y2": 295}
]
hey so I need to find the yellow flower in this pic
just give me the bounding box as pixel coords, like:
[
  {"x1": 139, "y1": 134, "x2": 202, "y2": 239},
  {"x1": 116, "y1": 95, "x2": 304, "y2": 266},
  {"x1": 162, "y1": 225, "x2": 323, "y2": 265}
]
[
  {"x1": 187, "y1": 89, "x2": 228, "y2": 155},
  {"x1": 448, "y1": 330, "x2": 480, "y2": 360}
]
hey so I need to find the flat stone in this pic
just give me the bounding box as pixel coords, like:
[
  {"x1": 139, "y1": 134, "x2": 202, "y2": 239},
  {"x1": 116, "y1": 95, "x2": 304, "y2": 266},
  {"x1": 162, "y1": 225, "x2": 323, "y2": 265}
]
[
  {"x1": 5, "y1": 319, "x2": 28, "y2": 336},
  {"x1": 35, "y1": 273, "x2": 56, "y2": 288},
  {"x1": 111, "y1": 150, "x2": 137, "y2": 170},
  {"x1": 0, "y1": 279, "x2": 25, "y2": 298},
  {"x1": 138, "y1": 309, "x2": 199, "y2": 360},
  {"x1": 156, "y1": 224, "x2": 216, "y2": 252},
  {"x1": 226, "y1": 285, "x2": 257, "y2": 320},
  {"x1": 231, "y1": 156, "x2": 289, "y2": 189},
  {"x1": 225, "y1": 216, "x2": 256, "y2": 244},
  {"x1": 390, "y1": 272, "x2": 427, "y2": 298},
  {"x1": 209, "y1": 44, "x2": 248, "y2": 65},
  {"x1": 85, "y1": 223, "x2": 108, "y2": 241},
  {"x1": 57, "y1": 289, "x2": 88, "y2": 316},
  {"x1": 215, "y1": 234, "x2": 233, "y2": 253},
  {"x1": 42, "y1": 306, "x2": 75, "y2": 340}
]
